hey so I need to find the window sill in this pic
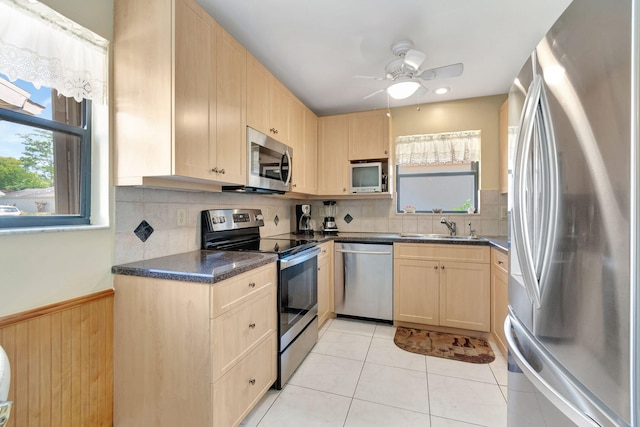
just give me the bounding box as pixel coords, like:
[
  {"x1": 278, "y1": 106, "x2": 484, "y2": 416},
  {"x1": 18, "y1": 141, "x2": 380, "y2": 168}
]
[{"x1": 0, "y1": 224, "x2": 110, "y2": 236}]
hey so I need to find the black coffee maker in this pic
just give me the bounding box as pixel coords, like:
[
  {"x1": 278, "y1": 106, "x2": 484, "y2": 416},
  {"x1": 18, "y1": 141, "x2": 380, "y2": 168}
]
[{"x1": 294, "y1": 204, "x2": 313, "y2": 235}]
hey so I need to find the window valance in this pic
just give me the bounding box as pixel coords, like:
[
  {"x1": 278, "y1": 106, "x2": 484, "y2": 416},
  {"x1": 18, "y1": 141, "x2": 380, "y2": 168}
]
[
  {"x1": 0, "y1": 0, "x2": 108, "y2": 103},
  {"x1": 395, "y1": 130, "x2": 481, "y2": 166}
]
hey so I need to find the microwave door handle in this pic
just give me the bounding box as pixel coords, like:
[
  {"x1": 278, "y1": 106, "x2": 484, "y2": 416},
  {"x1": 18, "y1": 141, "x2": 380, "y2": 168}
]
[{"x1": 280, "y1": 150, "x2": 292, "y2": 186}]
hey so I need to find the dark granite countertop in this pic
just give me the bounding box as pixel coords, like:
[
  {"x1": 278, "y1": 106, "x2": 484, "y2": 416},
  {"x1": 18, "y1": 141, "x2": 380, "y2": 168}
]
[
  {"x1": 111, "y1": 250, "x2": 278, "y2": 284},
  {"x1": 280, "y1": 232, "x2": 509, "y2": 251}
]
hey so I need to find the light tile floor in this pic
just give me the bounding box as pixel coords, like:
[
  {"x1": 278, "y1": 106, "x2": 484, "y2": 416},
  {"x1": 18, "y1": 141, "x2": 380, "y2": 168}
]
[{"x1": 241, "y1": 318, "x2": 508, "y2": 427}]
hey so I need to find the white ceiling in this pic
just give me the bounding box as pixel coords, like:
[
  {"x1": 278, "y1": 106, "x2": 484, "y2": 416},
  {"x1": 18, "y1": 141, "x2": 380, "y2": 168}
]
[{"x1": 197, "y1": 0, "x2": 572, "y2": 116}]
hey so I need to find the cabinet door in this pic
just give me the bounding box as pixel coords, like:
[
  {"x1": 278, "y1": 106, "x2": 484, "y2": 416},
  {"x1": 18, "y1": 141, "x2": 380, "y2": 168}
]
[
  {"x1": 317, "y1": 115, "x2": 349, "y2": 195},
  {"x1": 174, "y1": 0, "x2": 212, "y2": 180},
  {"x1": 491, "y1": 248, "x2": 509, "y2": 356},
  {"x1": 317, "y1": 241, "x2": 334, "y2": 328},
  {"x1": 439, "y1": 261, "x2": 490, "y2": 332},
  {"x1": 300, "y1": 107, "x2": 317, "y2": 194},
  {"x1": 246, "y1": 55, "x2": 270, "y2": 135},
  {"x1": 348, "y1": 110, "x2": 390, "y2": 161},
  {"x1": 269, "y1": 81, "x2": 290, "y2": 143},
  {"x1": 215, "y1": 26, "x2": 246, "y2": 185},
  {"x1": 393, "y1": 258, "x2": 440, "y2": 325},
  {"x1": 288, "y1": 98, "x2": 304, "y2": 191},
  {"x1": 499, "y1": 99, "x2": 508, "y2": 194}
]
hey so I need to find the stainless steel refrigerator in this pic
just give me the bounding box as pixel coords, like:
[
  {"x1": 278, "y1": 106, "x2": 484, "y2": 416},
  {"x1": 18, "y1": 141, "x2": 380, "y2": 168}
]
[{"x1": 506, "y1": 0, "x2": 639, "y2": 425}]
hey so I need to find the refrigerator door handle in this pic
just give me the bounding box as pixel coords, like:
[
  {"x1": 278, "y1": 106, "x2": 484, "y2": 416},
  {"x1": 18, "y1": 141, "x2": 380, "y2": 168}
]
[
  {"x1": 505, "y1": 315, "x2": 602, "y2": 427},
  {"x1": 513, "y1": 74, "x2": 543, "y2": 308}
]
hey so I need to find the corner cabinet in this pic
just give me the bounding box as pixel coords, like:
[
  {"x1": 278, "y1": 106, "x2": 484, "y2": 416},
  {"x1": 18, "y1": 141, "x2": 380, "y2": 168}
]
[
  {"x1": 317, "y1": 241, "x2": 334, "y2": 328},
  {"x1": 114, "y1": 0, "x2": 246, "y2": 190},
  {"x1": 114, "y1": 263, "x2": 278, "y2": 427},
  {"x1": 317, "y1": 109, "x2": 391, "y2": 196},
  {"x1": 393, "y1": 243, "x2": 491, "y2": 332},
  {"x1": 491, "y1": 247, "x2": 509, "y2": 356}
]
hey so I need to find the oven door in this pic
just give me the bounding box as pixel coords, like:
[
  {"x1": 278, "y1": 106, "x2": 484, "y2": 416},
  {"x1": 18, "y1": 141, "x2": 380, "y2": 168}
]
[{"x1": 278, "y1": 247, "x2": 320, "y2": 351}]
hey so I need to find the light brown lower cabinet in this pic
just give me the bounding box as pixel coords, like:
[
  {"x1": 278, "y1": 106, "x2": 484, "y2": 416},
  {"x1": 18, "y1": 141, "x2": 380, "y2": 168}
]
[
  {"x1": 491, "y1": 247, "x2": 509, "y2": 356},
  {"x1": 393, "y1": 243, "x2": 491, "y2": 332},
  {"x1": 317, "y1": 241, "x2": 334, "y2": 328},
  {"x1": 114, "y1": 262, "x2": 277, "y2": 427}
]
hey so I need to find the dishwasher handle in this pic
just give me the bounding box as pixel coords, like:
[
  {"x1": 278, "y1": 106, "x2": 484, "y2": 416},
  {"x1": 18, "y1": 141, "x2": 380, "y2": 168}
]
[{"x1": 335, "y1": 249, "x2": 392, "y2": 255}]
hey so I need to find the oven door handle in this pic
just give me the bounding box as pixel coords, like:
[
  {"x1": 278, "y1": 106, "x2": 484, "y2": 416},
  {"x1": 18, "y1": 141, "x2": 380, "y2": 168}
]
[{"x1": 280, "y1": 247, "x2": 321, "y2": 269}]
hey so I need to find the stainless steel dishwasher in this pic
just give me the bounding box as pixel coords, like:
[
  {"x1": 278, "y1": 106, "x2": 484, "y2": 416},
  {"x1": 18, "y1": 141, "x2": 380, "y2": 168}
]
[{"x1": 334, "y1": 242, "x2": 393, "y2": 322}]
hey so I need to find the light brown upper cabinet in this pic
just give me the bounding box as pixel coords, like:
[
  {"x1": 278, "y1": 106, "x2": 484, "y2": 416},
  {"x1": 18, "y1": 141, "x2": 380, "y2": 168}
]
[
  {"x1": 290, "y1": 101, "x2": 317, "y2": 194},
  {"x1": 215, "y1": 25, "x2": 247, "y2": 185},
  {"x1": 317, "y1": 115, "x2": 350, "y2": 195},
  {"x1": 499, "y1": 99, "x2": 509, "y2": 194},
  {"x1": 113, "y1": 0, "x2": 246, "y2": 190},
  {"x1": 246, "y1": 55, "x2": 290, "y2": 144},
  {"x1": 348, "y1": 110, "x2": 391, "y2": 161}
]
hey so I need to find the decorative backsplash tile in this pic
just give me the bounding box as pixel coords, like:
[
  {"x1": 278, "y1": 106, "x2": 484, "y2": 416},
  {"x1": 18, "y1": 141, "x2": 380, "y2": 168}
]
[
  {"x1": 133, "y1": 220, "x2": 154, "y2": 242},
  {"x1": 344, "y1": 213, "x2": 353, "y2": 224}
]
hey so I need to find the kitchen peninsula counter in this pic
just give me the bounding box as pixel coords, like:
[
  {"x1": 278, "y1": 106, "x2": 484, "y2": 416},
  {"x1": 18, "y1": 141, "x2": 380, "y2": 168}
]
[{"x1": 111, "y1": 250, "x2": 277, "y2": 284}]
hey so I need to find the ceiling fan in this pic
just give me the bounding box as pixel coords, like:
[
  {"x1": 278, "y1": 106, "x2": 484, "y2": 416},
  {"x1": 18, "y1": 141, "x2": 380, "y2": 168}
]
[{"x1": 355, "y1": 40, "x2": 464, "y2": 100}]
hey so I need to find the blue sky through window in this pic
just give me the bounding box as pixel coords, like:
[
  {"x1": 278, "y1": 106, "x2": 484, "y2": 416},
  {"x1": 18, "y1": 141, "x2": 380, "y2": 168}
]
[{"x1": 0, "y1": 72, "x2": 54, "y2": 158}]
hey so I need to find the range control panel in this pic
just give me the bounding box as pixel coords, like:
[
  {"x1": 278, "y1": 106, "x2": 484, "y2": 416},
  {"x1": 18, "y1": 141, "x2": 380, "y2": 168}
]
[{"x1": 202, "y1": 208, "x2": 264, "y2": 232}]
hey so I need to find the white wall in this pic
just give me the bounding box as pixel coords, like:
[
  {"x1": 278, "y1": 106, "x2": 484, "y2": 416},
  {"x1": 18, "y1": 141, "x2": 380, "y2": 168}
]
[{"x1": 0, "y1": 0, "x2": 114, "y2": 317}]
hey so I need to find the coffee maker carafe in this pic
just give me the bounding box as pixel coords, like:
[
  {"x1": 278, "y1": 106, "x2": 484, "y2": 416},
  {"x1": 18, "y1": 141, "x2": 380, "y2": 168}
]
[
  {"x1": 294, "y1": 204, "x2": 313, "y2": 235},
  {"x1": 322, "y1": 200, "x2": 338, "y2": 233}
]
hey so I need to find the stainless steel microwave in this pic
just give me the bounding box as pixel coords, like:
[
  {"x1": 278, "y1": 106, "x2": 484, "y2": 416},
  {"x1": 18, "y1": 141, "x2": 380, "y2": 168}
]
[
  {"x1": 223, "y1": 127, "x2": 293, "y2": 194},
  {"x1": 350, "y1": 162, "x2": 382, "y2": 193}
]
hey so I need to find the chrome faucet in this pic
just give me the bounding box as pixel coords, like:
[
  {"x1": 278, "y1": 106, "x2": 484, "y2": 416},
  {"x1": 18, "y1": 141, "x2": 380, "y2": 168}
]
[{"x1": 440, "y1": 217, "x2": 457, "y2": 236}]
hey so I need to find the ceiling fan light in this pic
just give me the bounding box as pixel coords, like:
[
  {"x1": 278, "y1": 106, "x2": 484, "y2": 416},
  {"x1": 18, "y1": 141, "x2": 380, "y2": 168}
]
[
  {"x1": 386, "y1": 81, "x2": 420, "y2": 99},
  {"x1": 434, "y1": 87, "x2": 450, "y2": 95}
]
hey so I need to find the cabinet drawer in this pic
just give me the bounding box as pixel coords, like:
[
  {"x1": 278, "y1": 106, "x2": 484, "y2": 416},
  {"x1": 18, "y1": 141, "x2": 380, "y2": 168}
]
[
  {"x1": 318, "y1": 241, "x2": 332, "y2": 261},
  {"x1": 211, "y1": 263, "x2": 277, "y2": 317},
  {"x1": 212, "y1": 332, "x2": 277, "y2": 427},
  {"x1": 491, "y1": 247, "x2": 509, "y2": 274},
  {"x1": 394, "y1": 243, "x2": 490, "y2": 264},
  {"x1": 211, "y1": 282, "x2": 276, "y2": 381}
]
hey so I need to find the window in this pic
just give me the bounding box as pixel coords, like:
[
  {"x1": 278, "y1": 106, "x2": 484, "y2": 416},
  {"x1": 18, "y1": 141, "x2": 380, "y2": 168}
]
[
  {"x1": 0, "y1": 0, "x2": 107, "y2": 228},
  {"x1": 395, "y1": 130, "x2": 481, "y2": 214},
  {"x1": 396, "y1": 163, "x2": 479, "y2": 213}
]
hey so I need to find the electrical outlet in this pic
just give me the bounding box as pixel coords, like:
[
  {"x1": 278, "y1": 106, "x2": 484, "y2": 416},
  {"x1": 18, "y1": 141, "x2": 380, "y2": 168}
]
[
  {"x1": 177, "y1": 208, "x2": 187, "y2": 226},
  {"x1": 500, "y1": 206, "x2": 508, "y2": 220}
]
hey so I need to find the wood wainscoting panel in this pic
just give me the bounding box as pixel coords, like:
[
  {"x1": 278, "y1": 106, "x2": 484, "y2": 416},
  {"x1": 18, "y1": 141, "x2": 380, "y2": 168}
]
[{"x1": 0, "y1": 290, "x2": 114, "y2": 427}]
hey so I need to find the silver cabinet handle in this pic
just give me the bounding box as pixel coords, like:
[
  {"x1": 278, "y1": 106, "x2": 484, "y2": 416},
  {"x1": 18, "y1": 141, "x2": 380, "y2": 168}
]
[{"x1": 335, "y1": 249, "x2": 392, "y2": 255}]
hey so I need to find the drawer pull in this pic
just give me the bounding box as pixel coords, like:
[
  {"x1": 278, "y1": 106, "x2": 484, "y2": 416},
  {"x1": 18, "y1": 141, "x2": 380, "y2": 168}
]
[
  {"x1": 433, "y1": 265, "x2": 438, "y2": 270},
  {"x1": 498, "y1": 260, "x2": 504, "y2": 265},
  {"x1": 249, "y1": 378, "x2": 256, "y2": 385},
  {"x1": 441, "y1": 265, "x2": 445, "y2": 270},
  {"x1": 249, "y1": 323, "x2": 256, "y2": 329},
  {"x1": 248, "y1": 282, "x2": 256, "y2": 288}
]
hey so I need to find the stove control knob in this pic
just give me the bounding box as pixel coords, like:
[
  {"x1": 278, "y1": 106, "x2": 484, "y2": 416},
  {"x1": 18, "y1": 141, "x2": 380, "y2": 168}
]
[
  {"x1": 219, "y1": 216, "x2": 226, "y2": 223},
  {"x1": 212, "y1": 217, "x2": 219, "y2": 224},
  {"x1": 255, "y1": 214, "x2": 264, "y2": 221}
]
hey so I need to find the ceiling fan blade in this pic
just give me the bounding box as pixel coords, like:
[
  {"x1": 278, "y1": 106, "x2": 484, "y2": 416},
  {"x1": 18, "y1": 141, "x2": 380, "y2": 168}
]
[
  {"x1": 362, "y1": 89, "x2": 385, "y2": 100},
  {"x1": 419, "y1": 63, "x2": 464, "y2": 80},
  {"x1": 403, "y1": 49, "x2": 426, "y2": 70},
  {"x1": 414, "y1": 85, "x2": 429, "y2": 97},
  {"x1": 353, "y1": 75, "x2": 386, "y2": 81}
]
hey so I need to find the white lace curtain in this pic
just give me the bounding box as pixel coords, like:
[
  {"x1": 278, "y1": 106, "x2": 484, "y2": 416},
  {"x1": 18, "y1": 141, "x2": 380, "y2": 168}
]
[
  {"x1": 0, "y1": 0, "x2": 108, "y2": 103},
  {"x1": 395, "y1": 130, "x2": 481, "y2": 166}
]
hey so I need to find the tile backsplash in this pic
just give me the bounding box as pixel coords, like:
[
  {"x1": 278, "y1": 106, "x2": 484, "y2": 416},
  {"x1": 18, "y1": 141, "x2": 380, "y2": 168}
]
[{"x1": 114, "y1": 188, "x2": 507, "y2": 265}]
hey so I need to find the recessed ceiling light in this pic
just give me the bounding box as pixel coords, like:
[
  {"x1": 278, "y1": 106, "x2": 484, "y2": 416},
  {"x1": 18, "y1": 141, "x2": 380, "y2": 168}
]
[{"x1": 434, "y1": 87, "x2": 450, "y2": 95}]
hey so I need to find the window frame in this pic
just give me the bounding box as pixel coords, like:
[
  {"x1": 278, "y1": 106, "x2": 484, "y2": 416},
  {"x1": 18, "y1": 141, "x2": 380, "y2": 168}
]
[
  {"x1": 0, "y1": 100, "x2": 92, "y2": 228},
  {"x1": 396, "y1": 162, "x2": 479, "y2": 214}
]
